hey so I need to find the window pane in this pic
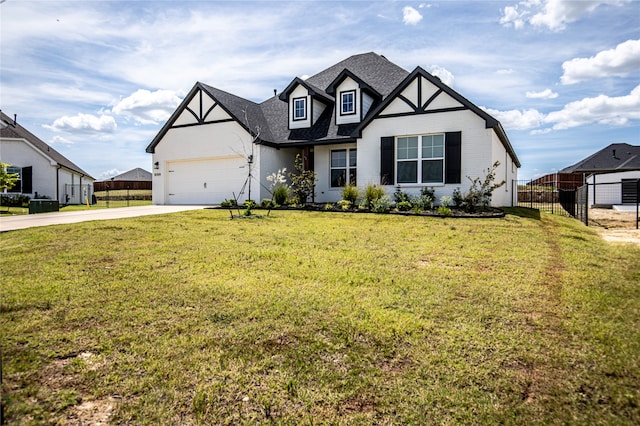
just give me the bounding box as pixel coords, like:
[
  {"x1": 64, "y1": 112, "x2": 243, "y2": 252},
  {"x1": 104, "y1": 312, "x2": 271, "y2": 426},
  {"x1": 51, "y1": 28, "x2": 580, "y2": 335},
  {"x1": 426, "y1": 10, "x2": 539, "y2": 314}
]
[
  {"x1": 422, "y1": 135, "x2": 444, "y2": 159},
  {"x1": 349, "y1": 149, "x2": 357, "y2": 167},
  {"x1": 331, "y1": 169, "x2": 346, "y2": 187},
  {"x1": 6, "y1": 167, "x2": 21, "y2": 193},
  {"x1": 397, "y1": 161, "x2": 417, "y2": 183},
  {"x1": 397, "y1": 137, "x2": 418, "y2": 159},
  {"x1": 342, "y1": 92, "x2": 354, "y2": 113},
  {"x1": 331, "y1": 150, "x2": 346, "y2": 167},
  {"x1": 349, "y1": 168, "x2": 357, "y2": 186},
  {"x1": 422, "y1": 159, "x2": 443, "y2": 183},
  {"x1": 294, "y1": 98, "x2": 306, "y2": 119}
]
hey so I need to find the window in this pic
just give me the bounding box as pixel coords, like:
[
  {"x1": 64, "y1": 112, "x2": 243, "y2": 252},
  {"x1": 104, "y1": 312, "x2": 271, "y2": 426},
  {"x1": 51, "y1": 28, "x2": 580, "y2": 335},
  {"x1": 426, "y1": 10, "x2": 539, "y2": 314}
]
[
  {"x1": 330, "y1": 149, "x2": 357, "y2": 187},
  {"x1": 396, "y1": 134, "x2": 444, "y2": 184},
  {"x1": 6, "y1": 166, "x2": 22, "y2": 193},
  {"x1": 293, "y1": 97, "x2": 307, "y2": 120},
  {"x1": 340, "y1": 90, "x2": 356, "y2": 115}
]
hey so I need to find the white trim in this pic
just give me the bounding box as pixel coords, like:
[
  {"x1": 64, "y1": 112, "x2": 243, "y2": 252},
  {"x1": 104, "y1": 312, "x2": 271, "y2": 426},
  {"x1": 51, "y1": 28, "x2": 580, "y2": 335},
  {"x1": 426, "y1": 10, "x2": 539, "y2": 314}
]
[
  {"x1": 340, "y1": 90, "x2": 356, "y2": 116},
  {"x1": 395, "y1": 133, "x2": 445, "y2": 185},
  {"x1": 293, "y1": 97, "x2": 307, "y2": 121}
]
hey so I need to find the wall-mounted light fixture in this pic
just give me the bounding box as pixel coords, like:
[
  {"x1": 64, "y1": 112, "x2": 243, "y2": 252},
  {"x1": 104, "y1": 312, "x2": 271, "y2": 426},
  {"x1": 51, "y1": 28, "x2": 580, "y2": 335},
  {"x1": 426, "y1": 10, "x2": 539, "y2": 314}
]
[{"x1": 154, "y1": 161, "x2": 160, "y2": 170}]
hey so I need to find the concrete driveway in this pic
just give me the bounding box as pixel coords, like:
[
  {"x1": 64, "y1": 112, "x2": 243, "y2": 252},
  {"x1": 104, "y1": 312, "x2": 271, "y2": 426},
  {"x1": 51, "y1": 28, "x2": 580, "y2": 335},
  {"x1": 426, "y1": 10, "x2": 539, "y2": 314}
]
[{"x1": 0, "y1": 205, "x2": 209, "y2": 232}]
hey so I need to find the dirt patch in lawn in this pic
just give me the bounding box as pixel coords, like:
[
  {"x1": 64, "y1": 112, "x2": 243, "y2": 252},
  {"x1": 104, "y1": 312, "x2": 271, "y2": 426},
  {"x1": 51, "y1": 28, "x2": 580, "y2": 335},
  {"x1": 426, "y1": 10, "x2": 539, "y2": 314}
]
[{"x1": 588, "y1": 208, "x2": 640, "y2": 247}]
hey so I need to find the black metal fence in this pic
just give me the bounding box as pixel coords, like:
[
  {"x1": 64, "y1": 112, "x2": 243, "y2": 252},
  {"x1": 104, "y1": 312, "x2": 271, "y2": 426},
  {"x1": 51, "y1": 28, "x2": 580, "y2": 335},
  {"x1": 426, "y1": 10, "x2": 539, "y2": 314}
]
[
  {"x1": 513, "y1": 179, "x2": 639, "y2": 229},
  {"x1": 513, "y1": 180, "x2": 573, "y2": 217}
]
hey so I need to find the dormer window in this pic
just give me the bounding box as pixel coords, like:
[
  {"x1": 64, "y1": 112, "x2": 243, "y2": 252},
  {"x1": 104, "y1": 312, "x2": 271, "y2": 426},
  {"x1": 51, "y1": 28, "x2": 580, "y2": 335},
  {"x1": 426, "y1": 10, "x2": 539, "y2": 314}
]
[
  {"x1": 293, "y1": 97, "x2": 307, "y2": 120},
  {"x1": 340, "y1": 90, "x2": 356, "y2": 115}
]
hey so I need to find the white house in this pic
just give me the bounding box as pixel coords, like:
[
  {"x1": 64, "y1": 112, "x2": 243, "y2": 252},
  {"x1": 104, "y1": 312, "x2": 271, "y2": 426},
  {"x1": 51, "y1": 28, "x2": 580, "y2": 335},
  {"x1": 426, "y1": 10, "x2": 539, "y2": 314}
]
[
  {"x1": 146, "y1": 53, "x2": 520, "y2": 206},
  {"x1": 561, "y1": 143, "x2": 640, "y2": 207},
  {"x1": 0, "y1": 111, "x2": 95, "y2": 204}
]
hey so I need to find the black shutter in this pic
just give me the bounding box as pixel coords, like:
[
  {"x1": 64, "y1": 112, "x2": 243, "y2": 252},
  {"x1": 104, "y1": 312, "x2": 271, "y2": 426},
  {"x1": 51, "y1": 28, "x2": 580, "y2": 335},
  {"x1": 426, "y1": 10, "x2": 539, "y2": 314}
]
[
  {"x1": 380, "y1": 137, "x2": 394, "y2": 185},
  {"x1": 445, "y1": 132, "x2": 461, "y2": 184},
  {"x1": 22, "y1": 166, "x2": 32, "y2": 194}
]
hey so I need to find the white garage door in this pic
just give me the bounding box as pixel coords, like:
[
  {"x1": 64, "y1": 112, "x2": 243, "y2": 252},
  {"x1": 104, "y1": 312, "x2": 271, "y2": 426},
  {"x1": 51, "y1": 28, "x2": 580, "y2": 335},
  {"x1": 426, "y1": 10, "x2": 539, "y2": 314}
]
[{"x1": 166, "y1": 156, "x2": 248, "y2": 205}]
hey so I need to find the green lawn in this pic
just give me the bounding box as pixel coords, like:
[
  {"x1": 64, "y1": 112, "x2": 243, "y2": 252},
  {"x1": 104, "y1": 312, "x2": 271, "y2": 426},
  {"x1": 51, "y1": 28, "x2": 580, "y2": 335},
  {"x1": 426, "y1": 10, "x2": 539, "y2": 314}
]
[{"x1": 1, "y1": 209, "x2": 638, "y2": 424}]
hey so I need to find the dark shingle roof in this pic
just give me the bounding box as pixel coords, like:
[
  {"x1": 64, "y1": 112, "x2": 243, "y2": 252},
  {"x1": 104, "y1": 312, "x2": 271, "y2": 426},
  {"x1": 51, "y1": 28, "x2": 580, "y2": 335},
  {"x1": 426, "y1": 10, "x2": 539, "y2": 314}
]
[
  {"x1": 560, "y1": 143, "x2": 640, "y2": 173},
  {"x1": 147, "y1": 52, "x2": 518, "y2": 165},
  {"x1": 0, "y1": 111, "x2": 93, "y2": 178},
  {"x1": 107, "y1": 167, "x2": 152, "y2": 181},
  {"x1": 305, "y1": 52, "x2": 409, "y2": 98},
  {"x1": 258, "y1": 52, "x2": 410, "y2": 145}
]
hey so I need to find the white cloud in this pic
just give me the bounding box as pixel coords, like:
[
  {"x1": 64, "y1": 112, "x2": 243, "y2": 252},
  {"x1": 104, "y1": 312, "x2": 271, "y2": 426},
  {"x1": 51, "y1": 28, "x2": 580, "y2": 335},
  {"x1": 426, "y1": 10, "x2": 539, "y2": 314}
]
[
  {"x1": 45, "y1": 113, "x2": 117, "y2": 133},
  {"x1": 112, "y1": 89, "x2": 182, "y2": 125},
  {"x1": 500, "y1": 0, "x2": 630, "y2": 31},
  {"x1": 496, "y1": 69, "x2": 515, "y2": 75},
  {"x1": 50, "y1": 135, "x2": 74, "y2": 145},
  {"x1": 481, "y1": 107, "x2": 546, "y2": 130},
  {"x1": 98, "y1": 168, "x2": 124, "y2": 180},
  {"x1": 484, "y1": 85, "x2": 640, "y2": 132},
  {"x1": 499, "y1": 5, "x2": 525, "y2": 29},
  {"x1": 526, "y1": 88, "x2": 559, "y2": 99},
  {"x1": 402, "y1": 6, "x2": 423, "y2": 25},
  {"x1": 561, "y1": 39, "x2": 640, "y2": 84},
  {"x1": 544, "y1": 84, "x2": 640, "y2": 129},
  {"x1": 426, "y1": 65, "x2": 454, "y2": 86}
]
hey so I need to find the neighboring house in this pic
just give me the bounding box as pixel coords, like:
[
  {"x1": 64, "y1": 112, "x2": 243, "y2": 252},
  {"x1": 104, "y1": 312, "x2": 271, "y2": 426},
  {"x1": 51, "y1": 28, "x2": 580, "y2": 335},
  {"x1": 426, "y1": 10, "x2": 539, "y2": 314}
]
[
  {"x1": 560, "y1": 143, "x2": 640, "y2": 206},
  {"x1": 94, "y1": 168, "x2": 152, "y2": 191},
  {"x1": 0, "y1": 111, "x2": 94, "y2": 204},
  {"x1": 146, "y1": 52, "x2": 520, "y2": 206}
]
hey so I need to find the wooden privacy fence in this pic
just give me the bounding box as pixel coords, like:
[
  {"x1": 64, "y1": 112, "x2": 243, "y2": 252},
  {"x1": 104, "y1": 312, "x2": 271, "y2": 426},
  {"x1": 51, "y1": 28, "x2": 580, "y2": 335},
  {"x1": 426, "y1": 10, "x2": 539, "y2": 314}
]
[{"x1": 94, "y1": 180, "x2": 152, "y2": 191}]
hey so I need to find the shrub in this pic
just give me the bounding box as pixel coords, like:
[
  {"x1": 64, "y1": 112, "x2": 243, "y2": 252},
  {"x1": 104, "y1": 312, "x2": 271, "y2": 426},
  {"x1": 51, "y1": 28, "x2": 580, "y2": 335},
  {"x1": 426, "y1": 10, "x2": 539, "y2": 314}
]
[
  {"x1": 242, "y1": 200, "x2": 256, "y2": 216},
  {"x1": 273, "y1": 185, "x2": 289, "y2": 206},
  {"x1": 288, "y1": 154, "x2": 316, "y2": 205},
  {"x1": 396, "y1": 201, "x2": 412, "y2": 211},
  {"x1": 324, "y1": 203, "x2": 334, "y2": 210},
  {"x1": 260, "y1": 199, "x2": 274, "y2": 208},
  {"x1": 341, "y1": 184, "x2": 359, "y2": 204},
  {"x1": 364, "y1": 184, "x2": 385, "y2": 209},
  {"x1": 452, "y1": 188, "x2": 464, "y2": 208},
  {"x1": 220, "y1": 198, "x2": 237, "y2": 208},
  {"x1": 411, "y1": 193, "x2": 433, "y2": 211},
  {"x1": 437, "y1": 205, "x2": 453, "y2": 216},
  {"x1": 337, "y1": 199, "x2": 352, "y2": 210},
  {"x1": 371, "y1": 195, "x2": 393, "y2": 213},
  {"x1": 394, "y1": 187, "x2": 411, "y2": 204},
  {"x1": 421, "y1": 186, "x2": 435, "y2": 200},
  {"x1": 440, "y1": 195, "x2": 453, "y2": 207},
  {"x1": 458, "y1": 161, "x2": 505, "y2": 213},
  {"x1": 1, "y1": 194, "x2": 30, "y2": 207}
]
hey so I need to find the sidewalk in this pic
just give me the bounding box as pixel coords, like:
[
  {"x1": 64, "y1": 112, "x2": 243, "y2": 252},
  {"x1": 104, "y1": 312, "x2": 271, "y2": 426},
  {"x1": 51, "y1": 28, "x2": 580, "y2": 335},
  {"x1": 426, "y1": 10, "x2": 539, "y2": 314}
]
[{"x1": 0, "y1": 205, "x2": 208, "y2": 232}]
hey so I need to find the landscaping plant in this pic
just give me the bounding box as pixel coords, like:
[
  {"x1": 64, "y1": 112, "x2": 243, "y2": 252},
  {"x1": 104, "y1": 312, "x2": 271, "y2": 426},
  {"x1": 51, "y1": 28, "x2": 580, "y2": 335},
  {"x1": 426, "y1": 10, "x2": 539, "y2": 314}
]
[
  {"x1": 288, "y1": 154, "x2": 316, "y2": 205},
  {"x1": 341, "y1": 184, "x2": 359, "y2": 205}
]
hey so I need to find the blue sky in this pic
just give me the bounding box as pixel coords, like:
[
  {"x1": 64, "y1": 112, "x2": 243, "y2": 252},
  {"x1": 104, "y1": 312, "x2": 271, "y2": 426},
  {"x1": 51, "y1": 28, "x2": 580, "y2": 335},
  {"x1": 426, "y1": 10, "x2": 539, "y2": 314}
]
[{"x1": 1, "y1": 0, "x2": 638, "y2": 180}]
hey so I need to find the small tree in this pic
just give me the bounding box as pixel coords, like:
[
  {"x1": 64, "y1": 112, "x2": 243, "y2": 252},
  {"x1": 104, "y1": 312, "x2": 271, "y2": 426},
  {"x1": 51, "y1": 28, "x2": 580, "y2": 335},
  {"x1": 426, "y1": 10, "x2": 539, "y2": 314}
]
[
  {"x1": 0, "y1": 162, "x2": 19, "y2": 192},
  {"x1": 288, "y1": 154, "x2": 316, "y2": 205}
]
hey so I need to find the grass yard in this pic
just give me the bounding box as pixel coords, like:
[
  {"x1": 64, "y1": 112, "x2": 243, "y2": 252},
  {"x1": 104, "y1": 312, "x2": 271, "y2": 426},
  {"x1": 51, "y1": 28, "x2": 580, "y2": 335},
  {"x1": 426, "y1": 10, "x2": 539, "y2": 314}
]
[{"x1": 1, "y1": 209, "x2": 639, "y2": 424}]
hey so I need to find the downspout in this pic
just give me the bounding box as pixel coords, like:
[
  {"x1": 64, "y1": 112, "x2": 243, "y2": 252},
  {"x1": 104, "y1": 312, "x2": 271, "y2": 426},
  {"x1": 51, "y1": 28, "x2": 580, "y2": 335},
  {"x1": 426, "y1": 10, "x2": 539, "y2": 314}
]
[{"x1": 56, "y1": 165, "x2": 61, "y2": 201}]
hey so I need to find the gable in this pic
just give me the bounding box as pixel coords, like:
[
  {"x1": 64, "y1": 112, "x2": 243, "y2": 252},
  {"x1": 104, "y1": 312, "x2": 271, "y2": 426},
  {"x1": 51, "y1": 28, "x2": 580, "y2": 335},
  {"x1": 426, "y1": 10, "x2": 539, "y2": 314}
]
[
  {"x1": 146, "y1": 82, "x2": 265, "y2": 153},
  {"x1": 173, "y1": 87, "x2": 233, "y2": 127},
  {"x1": 354, "y1": 67, "x2": 521, "y2": 168},
  {"x1": 377, "y1": 75, "x2": 466, "y2": 118}
]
